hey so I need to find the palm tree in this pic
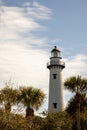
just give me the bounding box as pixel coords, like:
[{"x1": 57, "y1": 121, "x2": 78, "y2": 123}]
[
  {"x1": 17, "y1": 86, "x2": 45, "y2": 129},
  {"x1": 0, "y1": 87, "x2": 19, "y2": 113},
  {"x1": 64, "y1": 75, "x2": 87, "y2": 130},
  {"x1": 66, "y1": 94, "x2": 87, "y2": 116}
]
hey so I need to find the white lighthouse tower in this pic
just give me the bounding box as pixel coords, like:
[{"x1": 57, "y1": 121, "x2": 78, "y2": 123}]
[{"x1": 47, "y1": 46, "x2": 65, "y2": 112}]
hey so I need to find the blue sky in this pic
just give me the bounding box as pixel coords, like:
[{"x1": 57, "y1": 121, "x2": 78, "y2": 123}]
[{"x1": 0, "y1": 0, "x2": 87, "y2": 113}]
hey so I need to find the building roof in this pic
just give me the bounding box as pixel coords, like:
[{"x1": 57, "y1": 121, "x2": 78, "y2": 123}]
[{"x1": 51, "y1": 46, "x2": 60, "y2": 52}]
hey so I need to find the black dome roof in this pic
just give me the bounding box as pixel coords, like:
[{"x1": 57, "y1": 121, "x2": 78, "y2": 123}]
[{"x1": 51, "y1": 46, "x2": 60, "y2": 52}]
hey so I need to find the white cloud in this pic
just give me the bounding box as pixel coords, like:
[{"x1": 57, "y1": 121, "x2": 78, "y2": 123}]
[
  {"x1": 0, "y1": 2, "x2": 52, "y2": 47},
  {"x1": 23, "y1": 2, "x2": 52, "y2": 20},
  {"x1": 63, "y1": 54, "x2": 87, "y2": 80},
  {"x1": 0, "y1": 43, "x2": 49, "y2": 91},
  {"x1": 0, "y1": 2, "x2": 52, "y2": 92},
  {"x1": 0, "y1": 6, "x2": 42, "y2": 38}
]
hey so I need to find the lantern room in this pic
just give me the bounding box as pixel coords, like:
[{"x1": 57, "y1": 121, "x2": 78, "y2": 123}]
[{"x1": 51, "y1": 46, "x2": 61, "y2": 58}]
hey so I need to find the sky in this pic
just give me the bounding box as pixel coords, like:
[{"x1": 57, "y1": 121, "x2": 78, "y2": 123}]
[{"x1": 0, "y1": 0, "x2": 87, "y2": 113}]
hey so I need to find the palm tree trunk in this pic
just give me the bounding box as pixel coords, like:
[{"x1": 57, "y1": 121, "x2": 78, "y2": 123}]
[
  {"x1": 26, "y1": 107, "x2": 34, "y2": 130},
  {"x1": 5, "y1": 102, "x2": 11, "y2": 113},
  {"x1": 77, "y1": 103, "x2": 80, "y2": 130},
  {"x1": 76, "y1": 92, "x2": 81, "y2": 130}
]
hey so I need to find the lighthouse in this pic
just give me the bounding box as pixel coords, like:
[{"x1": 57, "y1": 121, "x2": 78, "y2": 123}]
[{"x1": 47, "y1": 46, "x2": 65, "y2": 112}]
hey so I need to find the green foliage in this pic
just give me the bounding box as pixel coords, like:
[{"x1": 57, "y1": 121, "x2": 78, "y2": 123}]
[
  {"x1": 0, "y1": 109, "x2": 87, "y2": 130},
  {"x1": 32, "y1": 116, "x2": 44, "y2": 130},
  {"x1": 64, "y1": 75, "x2": 87, "y2": 130},
  {"x1": 64, "y1": 75, "x2": 87, "y2": 94},
  {"x1": 18, "y1": 87, "x2": 45, "y2": 110},
  {"x1": 40, "y1": 112, "x2": 73, "y2": 130},
  {"x1": 80, "y1": 108, "x2": 87, "y2": 130},
  {"x1": 0, "y1": 85, "x2": 45, "y2": 130},
  {"x1": 17, "y1": 86, "x2": 45, "y2": 130},
  {"x1": 0, "y1": 109, "x2": 27, "y2": 130},
  {"x1": 71, "y1": 107, "x2": 87, "y2": 130},
  {"x1": 17, "y1": 86, "x2": 45, "y2": 118},
  {"x1": 0, "y1": 87, "x2": 19, "y2": 112},
  {"x1": 66, "y1": 94, "x2": 87, "y2": 116}
]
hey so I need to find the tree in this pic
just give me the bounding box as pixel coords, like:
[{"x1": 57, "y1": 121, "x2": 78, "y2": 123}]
[
  {"x1": 80, "y1": 107, "x2": 87, "y2": 130},
  {"x1": 66, "y1": 94, "x2": 87, "y2": 116},
  {"x1": 0, "y1": 109, "x2": 27, "y2": 130},
  {"x1": 0, "y1": 87, "x2": 19, "y2": 113},
  {"x1": 40, "y1": 112, "x2": 73, "y2": 130},
  {"x1": 17, "y1": 86, "x2": 45, "y2": 130},
  {"x1": 64, "y1": 75, "x2": 87, "y2": 130}
]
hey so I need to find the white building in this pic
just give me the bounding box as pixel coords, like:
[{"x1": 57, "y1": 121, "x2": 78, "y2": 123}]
[{"x1": 47, "y1": 46, "x2": 65, "y2": 112}]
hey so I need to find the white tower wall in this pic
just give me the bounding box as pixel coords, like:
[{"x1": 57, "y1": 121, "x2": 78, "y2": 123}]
[
  {"x1": 49, "y1": 66, "x2": 64, "y2": 112},
  {"x1": 47, "y1": 46, "x2": 65, "y2": 112}
]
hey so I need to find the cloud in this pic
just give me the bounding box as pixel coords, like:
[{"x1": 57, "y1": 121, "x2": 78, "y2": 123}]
[
  {"x1": 0, "y1": 43, "x2": 49, "y2": 91},
  {"x1": 22, "y1": 2, "x2": 52, "y2": 20},
  {"x1": 63, "y1": 54, "x2": 87, "y2": 80},
  {"x1": 0, "y1": 1, "x2": 52, "y2": 48},
  {"x1": 0, "y1": 2, "x2": 52, "y2": 94},
  {"x1": 0, "y1": 6, "x2": 42, "y2": 38}
]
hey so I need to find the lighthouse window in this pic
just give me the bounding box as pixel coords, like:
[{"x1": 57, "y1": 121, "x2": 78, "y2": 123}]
[
  {"x1": 53, "y1": 74, "x2": 57, "y2": 79},
  {"x1": 53, "y1": 103, "x2": 57, "y2": 108},
  {"x1": 54, "y1": 52, "x2": 57, "y2": 57}
]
